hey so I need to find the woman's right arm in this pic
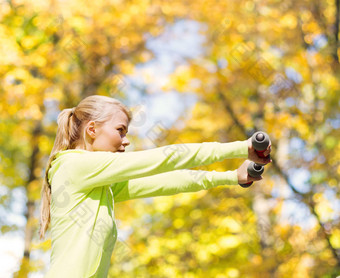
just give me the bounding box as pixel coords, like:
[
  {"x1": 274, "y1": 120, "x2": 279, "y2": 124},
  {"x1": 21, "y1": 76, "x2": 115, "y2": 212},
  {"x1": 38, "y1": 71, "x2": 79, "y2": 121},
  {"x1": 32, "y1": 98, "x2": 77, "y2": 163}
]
[
  {"x1": 111, "y1": 169, "x2": 239, "y2": 203},
  {"x1": 59, "y1": 140, "x2": 248, "y2": 192}
]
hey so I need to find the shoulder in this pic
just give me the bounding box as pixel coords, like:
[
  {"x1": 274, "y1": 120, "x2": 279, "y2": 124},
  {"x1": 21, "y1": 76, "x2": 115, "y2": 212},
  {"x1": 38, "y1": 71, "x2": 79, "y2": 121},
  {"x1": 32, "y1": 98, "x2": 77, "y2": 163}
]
[
  {"x1": 48, "y1": 149, "x2": 116, "y2": 184},
  {"x1": 55, "y1": 149, "x2": 116, "y2": 160},
  {"x1": 54, "y1": 149, "x2": 121, "y2": 170}
]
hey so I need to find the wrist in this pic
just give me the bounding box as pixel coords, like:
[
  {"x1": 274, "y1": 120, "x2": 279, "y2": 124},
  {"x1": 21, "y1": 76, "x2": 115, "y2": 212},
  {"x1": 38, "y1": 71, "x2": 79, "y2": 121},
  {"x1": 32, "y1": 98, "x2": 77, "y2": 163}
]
[{"x1": 247, "y1": 138, "x2": 252, "y2": 150}]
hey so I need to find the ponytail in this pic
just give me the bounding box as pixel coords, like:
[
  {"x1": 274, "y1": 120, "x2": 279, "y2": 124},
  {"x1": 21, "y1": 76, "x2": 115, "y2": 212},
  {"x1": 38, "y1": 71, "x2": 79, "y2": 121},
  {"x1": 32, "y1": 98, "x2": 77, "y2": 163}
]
[{"x1": 39, "y1": 108, "x2": 76, "y2": 239}]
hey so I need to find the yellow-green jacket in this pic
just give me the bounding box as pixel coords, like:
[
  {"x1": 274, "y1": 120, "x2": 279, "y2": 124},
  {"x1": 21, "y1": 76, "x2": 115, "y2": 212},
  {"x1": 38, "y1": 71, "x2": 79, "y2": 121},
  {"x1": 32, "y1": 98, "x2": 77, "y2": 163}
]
[{"x1": 45, "y1": 140, "x2": 248, "y2": 277}]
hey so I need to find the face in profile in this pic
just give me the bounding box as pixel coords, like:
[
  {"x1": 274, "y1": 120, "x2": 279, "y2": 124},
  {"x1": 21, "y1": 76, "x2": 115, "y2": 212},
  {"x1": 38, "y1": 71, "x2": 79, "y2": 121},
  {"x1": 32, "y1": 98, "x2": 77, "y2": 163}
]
[{"x1": 87, "y1": 109, "x2": 130, "y2": 153}]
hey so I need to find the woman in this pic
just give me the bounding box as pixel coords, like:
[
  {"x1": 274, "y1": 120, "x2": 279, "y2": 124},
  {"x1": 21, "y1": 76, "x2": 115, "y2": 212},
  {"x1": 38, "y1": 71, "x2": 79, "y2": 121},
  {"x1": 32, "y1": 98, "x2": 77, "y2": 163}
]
[{"x1": 40, "y1": 95, "x2": 271, "y2": 277}]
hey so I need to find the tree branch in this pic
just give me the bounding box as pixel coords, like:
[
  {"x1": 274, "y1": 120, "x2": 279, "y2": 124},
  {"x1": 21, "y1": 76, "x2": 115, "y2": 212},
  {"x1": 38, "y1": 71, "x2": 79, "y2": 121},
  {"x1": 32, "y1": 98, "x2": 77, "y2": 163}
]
[
  {"x1": 216, "y1": 88, "x2": 340, "y2": 267},
  {"x1": 334, "y1": 0, "x2": 340, "y2": 62}
]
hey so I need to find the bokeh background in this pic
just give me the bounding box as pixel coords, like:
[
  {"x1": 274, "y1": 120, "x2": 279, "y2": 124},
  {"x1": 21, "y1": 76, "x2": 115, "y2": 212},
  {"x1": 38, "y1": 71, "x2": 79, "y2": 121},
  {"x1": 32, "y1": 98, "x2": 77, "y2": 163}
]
[{"x1": 0, "y1": 0, "x2": 339, "y2": 277}]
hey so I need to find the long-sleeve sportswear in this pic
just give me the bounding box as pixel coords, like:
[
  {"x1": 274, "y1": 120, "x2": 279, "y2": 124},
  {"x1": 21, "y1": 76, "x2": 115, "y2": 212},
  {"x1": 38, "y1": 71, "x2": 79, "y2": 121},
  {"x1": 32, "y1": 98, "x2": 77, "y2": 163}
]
[{"x1": 45, "y1": 140, "x2": 248, "y2": 277}]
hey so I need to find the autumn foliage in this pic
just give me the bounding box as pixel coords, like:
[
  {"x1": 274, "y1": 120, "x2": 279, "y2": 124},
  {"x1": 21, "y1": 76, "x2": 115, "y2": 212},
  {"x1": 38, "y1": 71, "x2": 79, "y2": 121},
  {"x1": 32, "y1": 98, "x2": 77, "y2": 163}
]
[{"x1": 0, "y1": 0, "x2": 339, "y2": 277}]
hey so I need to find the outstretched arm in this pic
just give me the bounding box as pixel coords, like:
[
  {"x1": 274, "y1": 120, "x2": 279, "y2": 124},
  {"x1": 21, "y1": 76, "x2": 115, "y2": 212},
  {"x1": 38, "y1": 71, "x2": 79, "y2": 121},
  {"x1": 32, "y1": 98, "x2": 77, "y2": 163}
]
[
  {"x1": 53, "y1": 140, "x2": 248, "y2": 192},
  {"x1": 111, "y1": 169, "x2": 239, "y2": 203}
]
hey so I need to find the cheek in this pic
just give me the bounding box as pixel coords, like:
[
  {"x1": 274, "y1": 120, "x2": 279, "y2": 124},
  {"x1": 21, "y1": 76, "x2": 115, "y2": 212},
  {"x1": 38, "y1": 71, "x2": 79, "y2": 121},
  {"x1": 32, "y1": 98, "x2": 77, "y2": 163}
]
[{"x1": 113, "y1": 132, "x2": 123, "y2": 143}]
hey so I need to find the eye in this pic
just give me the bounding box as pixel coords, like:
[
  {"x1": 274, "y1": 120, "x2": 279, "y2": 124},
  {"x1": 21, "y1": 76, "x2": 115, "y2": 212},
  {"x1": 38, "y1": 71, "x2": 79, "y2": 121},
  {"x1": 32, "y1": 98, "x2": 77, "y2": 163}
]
[{"x1": 118, "y1": 128, "x2": 128, "y2": 135}]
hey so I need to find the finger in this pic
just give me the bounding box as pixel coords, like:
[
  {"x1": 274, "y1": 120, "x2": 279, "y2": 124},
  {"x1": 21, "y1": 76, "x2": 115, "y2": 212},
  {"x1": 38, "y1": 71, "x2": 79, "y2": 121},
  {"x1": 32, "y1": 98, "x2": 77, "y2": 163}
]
[
  {"x1": 264, "y1": 147, "x2": 271, "y2": 157},
  {"x1": 258, "y1": 157, "x2": 270, "y2": 165},
  {"x1": 249, "y1": 175, "x2": 263, "y2": 182}
]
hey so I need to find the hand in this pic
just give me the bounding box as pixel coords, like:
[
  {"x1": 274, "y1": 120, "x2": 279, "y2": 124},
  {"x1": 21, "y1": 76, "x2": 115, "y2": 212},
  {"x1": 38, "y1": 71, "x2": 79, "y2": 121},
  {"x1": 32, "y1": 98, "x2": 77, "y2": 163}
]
[
  {"x1": 237, "y1": 160, "x2": 263, "y2": 185},
  {"x1": 247, "y1": 138, "x2": 272, "y2": 165}
]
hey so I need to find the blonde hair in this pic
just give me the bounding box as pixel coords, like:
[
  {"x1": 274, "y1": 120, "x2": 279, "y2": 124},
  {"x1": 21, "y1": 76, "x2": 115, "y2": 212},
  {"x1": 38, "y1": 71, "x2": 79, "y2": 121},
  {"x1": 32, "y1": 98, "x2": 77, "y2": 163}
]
[{"x1": 39, "y1": 95, "x2": 132, "y2": 239}]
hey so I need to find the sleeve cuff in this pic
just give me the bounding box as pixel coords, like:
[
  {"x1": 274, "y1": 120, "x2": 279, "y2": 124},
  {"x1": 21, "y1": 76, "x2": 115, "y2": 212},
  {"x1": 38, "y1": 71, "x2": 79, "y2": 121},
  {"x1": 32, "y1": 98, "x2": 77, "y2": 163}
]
[
  {"x1": 205, "y1": 169, "x2": 239, "y2": 186},
  {"x1": 219, "y1": 140, "x2": 248, "y2": 159}
]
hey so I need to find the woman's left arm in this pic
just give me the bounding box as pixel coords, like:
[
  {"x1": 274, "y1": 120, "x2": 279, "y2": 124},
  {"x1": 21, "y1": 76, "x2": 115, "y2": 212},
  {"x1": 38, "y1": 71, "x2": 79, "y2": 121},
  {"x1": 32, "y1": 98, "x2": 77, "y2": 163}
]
[{"x1": 111, "y1": 169, "x2": 238, "y2": 203}]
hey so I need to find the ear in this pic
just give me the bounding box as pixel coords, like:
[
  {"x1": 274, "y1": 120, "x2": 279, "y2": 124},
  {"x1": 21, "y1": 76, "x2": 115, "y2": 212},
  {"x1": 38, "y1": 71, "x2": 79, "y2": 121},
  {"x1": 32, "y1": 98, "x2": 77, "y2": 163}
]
[{"x1": 85, "y1": 121, "x2": 96, "y2": 139}]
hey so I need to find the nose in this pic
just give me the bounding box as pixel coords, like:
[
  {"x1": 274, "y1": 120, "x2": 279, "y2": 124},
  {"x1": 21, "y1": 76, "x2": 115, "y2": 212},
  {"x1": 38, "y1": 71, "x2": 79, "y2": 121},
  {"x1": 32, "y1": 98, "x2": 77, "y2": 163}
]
[{"x1": 122, "y1": 136, "x2": 130, "y2": 147}]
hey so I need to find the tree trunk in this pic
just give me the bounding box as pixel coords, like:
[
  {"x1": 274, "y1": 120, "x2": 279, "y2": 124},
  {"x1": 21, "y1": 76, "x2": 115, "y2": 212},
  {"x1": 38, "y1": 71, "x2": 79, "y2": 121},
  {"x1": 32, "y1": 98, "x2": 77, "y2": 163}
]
[{"x1": 14, "y1": 121, "x2": 42, "y2": 277}]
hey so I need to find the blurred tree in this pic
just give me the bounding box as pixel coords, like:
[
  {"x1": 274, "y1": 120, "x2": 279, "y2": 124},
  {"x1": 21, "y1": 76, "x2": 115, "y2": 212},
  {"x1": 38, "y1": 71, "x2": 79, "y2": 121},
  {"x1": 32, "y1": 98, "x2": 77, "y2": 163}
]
[
  {"x1": 112, "y1": 0, "x2": 340, "y2": 277},
  {"x1": 0, "y1": 0, "x2": 339, "y2": 277}
]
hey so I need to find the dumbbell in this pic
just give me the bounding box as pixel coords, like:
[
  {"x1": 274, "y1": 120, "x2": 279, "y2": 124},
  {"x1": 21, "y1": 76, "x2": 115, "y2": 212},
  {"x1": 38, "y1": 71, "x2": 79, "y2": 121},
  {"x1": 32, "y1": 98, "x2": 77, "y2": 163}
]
[
  {"x1": 239, "y1": 131, "x2": 270, "y2": 188},
  {"x1": 251, "y1": 131, "x2": 271, "y2": 162}
]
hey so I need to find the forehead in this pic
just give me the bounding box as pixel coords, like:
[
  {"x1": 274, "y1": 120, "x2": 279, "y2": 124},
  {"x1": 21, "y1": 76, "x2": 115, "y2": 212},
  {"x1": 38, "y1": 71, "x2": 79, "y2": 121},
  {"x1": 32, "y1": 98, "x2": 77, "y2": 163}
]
[{"x1": 108, "y1": 109, "x2": 129, "y2": 126}]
